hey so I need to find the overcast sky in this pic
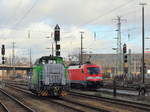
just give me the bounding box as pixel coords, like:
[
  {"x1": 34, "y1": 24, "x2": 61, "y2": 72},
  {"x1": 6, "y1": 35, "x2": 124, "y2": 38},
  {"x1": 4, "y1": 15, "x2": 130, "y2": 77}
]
[{"x1": 0, "y1": 0, "x2": 150, "y2": 62}]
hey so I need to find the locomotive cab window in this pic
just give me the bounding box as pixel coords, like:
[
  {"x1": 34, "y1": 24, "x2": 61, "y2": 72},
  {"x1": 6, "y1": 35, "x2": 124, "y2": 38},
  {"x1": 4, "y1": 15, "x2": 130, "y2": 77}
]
[{"x1": 87, "y1": 67, "x2": 100, "y2": 75}]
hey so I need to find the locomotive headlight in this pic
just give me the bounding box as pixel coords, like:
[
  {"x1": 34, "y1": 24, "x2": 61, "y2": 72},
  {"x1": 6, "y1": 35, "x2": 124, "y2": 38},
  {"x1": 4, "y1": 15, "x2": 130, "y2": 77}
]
[{"x1": 86, "y1": 77, "x2": 93, "y2": 79}]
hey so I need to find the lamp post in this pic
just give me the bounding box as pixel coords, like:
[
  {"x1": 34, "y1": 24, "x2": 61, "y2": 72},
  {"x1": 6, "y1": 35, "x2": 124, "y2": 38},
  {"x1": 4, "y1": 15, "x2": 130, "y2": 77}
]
[
  {"x1": 80, "y1": 32, "x2": 84, "y2": 64},
  {"x1": 140, "y1": 2, "x2": 147, "y2": 84}
]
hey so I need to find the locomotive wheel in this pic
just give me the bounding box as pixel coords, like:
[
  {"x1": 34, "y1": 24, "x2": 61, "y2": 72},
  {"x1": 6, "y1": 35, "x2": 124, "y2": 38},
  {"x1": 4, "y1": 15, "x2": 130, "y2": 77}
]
[{"x1": 36, "y1": 92, "x2": 41, "y2": 96}]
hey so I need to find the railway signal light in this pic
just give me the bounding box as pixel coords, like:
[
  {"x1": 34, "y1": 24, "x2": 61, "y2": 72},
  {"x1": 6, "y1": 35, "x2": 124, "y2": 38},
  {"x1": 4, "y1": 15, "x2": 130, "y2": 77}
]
[
  {"x1": 2, "y1": 61, "x2": 4, "y2": 64},
  {"x1": 2, "y1": 57, "x2": 5, "y2": 64},
  {"x1": 144, "y1": 63, "x2": 147, "y2": 73},
  {"x1": 1, "y1": 44, "x2": 5, "y2": 55},
  {"x1": 123, "y1": 43, "x2": 127, "y2": 54},
  {"x1": 56, "y1": 51, "x2": 60, "y2": 56},
  {"x1": 56, "y1": 44, "x2": 60, "y2": 56},
  {"x1": 124, "y1": 55, "x2": 128, "y2": 63},
  {"x1": 54, "y1": 25, "x2": 61, "y2": 57},
  {"x1": 56, "y1": 44, "x2": 60, "y2": 50},
  {"x1": 54, "y1": 24, "x2": 60, "y2": 41},
  {"x1": 140, "y1": 63, "x2": 147, "y2": 74}
]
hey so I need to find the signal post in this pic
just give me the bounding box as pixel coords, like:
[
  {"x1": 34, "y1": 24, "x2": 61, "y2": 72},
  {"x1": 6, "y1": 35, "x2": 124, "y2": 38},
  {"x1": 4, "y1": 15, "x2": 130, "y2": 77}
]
[
  {"x1": 1, "y1": 44, "x2": 5, "y2": 87},
  {"x1": 123, "y1": 44, "x2": 128, "y2": 80},
  {"x1": 54, "y1": 24, "x2": 60, "y2": 57}
]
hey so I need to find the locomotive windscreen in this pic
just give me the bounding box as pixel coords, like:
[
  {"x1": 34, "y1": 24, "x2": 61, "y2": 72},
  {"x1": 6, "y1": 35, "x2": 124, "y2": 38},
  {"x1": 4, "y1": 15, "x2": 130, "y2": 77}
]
[{"x1": 87, "y1": 67, "x2": 100, "y2": 75}]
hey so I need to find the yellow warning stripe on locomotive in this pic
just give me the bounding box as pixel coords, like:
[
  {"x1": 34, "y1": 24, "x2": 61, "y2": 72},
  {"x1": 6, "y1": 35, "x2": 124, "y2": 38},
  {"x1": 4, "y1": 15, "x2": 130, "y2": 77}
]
[
  {"x1": 60, "y1": 91, "x2": 67, "y2": 96},
  {"x1": 38, "y1": 90, "x2": 49, "y2": 96}
]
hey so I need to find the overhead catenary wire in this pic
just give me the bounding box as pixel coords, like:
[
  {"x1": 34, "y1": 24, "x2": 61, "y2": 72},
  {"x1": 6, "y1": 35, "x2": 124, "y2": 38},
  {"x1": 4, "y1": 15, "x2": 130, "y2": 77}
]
[
  {"x1": 86, "y1": 1, "x2": 149, "y2": 42},
  {"x1": 0, "y1": 0, "x2": 149, "y2": 53},
  {"x1": 81, "y1": 0, "x2": 141, "y2": 39},
  {"x1": 0, "y1": 0, "x2": 144, "y2": 37},
  {"x1": 1, "y1": 0, "x2": 23, "y2": 27},
  {"x1": 13, "y1": 0, "x2": 40, "y2": 28},
  {"x1": 0, "y1": 0, "x2": 40, "y2": 43},
  {"x1": 78, "y1": 0, "x2": 137, "y2": 27}
]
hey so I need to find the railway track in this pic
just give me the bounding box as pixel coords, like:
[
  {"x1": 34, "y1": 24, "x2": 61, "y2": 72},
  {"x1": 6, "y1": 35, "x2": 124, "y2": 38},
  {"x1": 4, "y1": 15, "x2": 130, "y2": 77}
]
[
  {"x1": 0, "y1": 88, "x2": 35, "y2": 112},
  {"x1": 7, "y1": 83, "x2": 28, "y2": 90},
  {"x1": 6, "y1": 84, "x2": 110, "y2": 112},
  {"x1": 70, "y1": 91, "x2": 150, "y2": 112},
  {"x1": 0, "y1": 102, "x2": 9, "y2": 112},
  {"x1": 4, "y1": 81, "x2": 27, "y2": 86},
  {"x1": 6, "y1": 80, "x2": 150, "y2": 94},
  {"x1": 48, "y1": 97, "x2": 109, "y2": 112},
  {"x1": 6, "y1": 82, "x2": 150, "y2": 111},
  {"x1": 96, "y1": 88, "x2": 139, "y2": 97},
  {"x1": 102, "y1": 81, "x2": 150, "y2": 91},
  {"x1": 6, "y1": 83, "x2": 150, "y2": 112},
  {"x1": 6, "y1": 82, "x2": 139, "y2": 97},
  {"x1": 102, "y1": 85, "x2": 136, "y2": 91}
]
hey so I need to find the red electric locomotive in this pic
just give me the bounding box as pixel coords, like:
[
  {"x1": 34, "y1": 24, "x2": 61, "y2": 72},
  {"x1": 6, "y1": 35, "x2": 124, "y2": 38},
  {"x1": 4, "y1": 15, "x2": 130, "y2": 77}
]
[{"x1": 67, "y1": 63, "x2": 103, "y2": 88}]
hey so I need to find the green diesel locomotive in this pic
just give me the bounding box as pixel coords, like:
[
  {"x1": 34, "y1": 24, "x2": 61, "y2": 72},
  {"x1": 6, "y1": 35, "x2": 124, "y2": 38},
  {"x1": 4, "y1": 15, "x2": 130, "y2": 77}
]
[{"x1": 28, "y1": 56, "x2": 69, "y2": 97}]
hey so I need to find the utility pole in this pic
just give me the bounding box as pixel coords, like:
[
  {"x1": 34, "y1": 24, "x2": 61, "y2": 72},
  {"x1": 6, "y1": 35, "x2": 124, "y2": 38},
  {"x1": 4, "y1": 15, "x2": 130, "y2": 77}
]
[
  {"x1": 80, "y1": 32, "x2": 84, "y2": 64},
  {"x1": 29, "y1": 48, "x2": 32, "y2": 67},
  {"x1": 114, "y1": 16, "x2": 126, "y2": 75},
  {"x1": 12, "y1": 42, "x2": 15, "y2": 66},
  {"x1": 27, "y1": 31, "x2": 32, "y2": 67},
  {"x1": 46, "y1": 32, "x2": 54, "y2": 57},
  {"x1": 140, "y1": 3, "x2": 147, "y2": 84},
  {"x1": 128, "y1": 49, "x2": 132, "y2": 80},
  {"x1": 112, "y1": 48, "x2": 117, "y2": 77},
  {"x1": 51, "y1": 32, "x2": 54, "y2": 57},
  {"x1": 52, "y1": 43, "x2": 54, "y2": 57},
  {"x1": 12, "y1": 42, "x2": 16, "y2": 75},
  {"x1": 1, "y1": 44, "x2": 5, "y2": 83}
]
